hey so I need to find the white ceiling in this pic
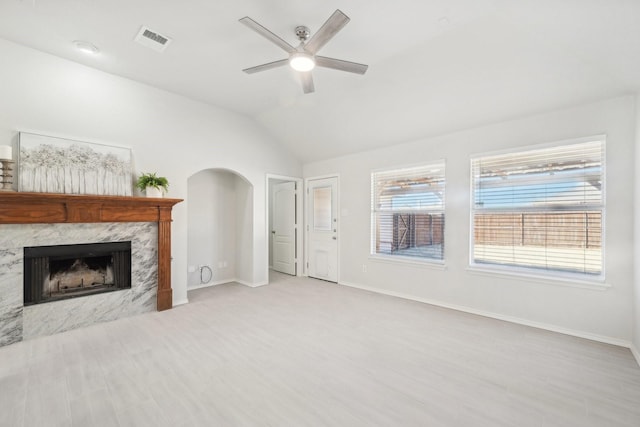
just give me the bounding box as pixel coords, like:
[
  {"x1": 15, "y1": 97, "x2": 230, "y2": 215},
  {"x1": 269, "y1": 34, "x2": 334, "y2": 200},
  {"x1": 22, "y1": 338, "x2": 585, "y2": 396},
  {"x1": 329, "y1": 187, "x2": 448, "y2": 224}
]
[{"x1": 1, "y1": 0, "x2": 639, "y2": 163}]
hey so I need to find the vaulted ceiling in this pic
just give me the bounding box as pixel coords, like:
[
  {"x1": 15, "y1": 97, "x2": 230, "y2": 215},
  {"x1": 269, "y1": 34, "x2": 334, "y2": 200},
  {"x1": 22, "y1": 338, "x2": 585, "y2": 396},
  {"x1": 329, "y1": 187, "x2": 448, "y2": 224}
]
[{"x1": 1, "y1": 0, "x2": 639, "y2": 163}]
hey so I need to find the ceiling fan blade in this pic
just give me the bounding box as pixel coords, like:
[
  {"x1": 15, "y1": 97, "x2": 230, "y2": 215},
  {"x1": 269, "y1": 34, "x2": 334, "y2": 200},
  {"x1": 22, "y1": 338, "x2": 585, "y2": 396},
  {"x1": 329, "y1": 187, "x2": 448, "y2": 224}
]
[
  {"x1": 300, "y1": 72, "x2": 315, "y2": 94},
  {"x1": 239, "y1": 17, "x2": 295, "y2": 53},
  {"x1": 304, "y1": 9, "x2": 350, "y2": 54},
  {"x1": 315, "y1": 56, "x2": 368, "y2": 74},
  {"x1": 242, "y1": 59, "x2": 289, "y2": 74}
]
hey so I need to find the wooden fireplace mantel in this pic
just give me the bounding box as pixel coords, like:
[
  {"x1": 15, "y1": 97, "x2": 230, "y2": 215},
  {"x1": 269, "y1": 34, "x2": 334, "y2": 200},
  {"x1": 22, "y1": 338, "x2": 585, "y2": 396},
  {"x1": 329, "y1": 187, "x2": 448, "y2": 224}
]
[{"x1": 0, "y1": 192, "x2": 183, "y2": 311}]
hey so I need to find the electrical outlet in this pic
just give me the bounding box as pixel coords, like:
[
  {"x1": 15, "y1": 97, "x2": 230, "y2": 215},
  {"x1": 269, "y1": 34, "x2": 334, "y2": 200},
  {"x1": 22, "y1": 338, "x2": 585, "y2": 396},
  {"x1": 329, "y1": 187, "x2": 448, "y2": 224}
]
[{"x1": 362, "y1": 264, "x2": 367, "y2": 273}]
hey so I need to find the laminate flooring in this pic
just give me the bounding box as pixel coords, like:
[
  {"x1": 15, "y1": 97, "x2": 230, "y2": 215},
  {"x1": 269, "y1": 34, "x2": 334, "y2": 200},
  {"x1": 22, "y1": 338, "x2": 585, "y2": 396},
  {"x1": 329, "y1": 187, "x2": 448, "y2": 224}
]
[{"x1": 1, "y1": 272, "x2": 639, "y2": 426}]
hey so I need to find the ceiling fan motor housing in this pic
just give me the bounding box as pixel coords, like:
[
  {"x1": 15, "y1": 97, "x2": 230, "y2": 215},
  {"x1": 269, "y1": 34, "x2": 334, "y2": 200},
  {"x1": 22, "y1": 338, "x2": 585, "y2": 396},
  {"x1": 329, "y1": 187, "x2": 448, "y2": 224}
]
[{"x1": 295, "y1": 26, "x2": 310, "y2": 42}]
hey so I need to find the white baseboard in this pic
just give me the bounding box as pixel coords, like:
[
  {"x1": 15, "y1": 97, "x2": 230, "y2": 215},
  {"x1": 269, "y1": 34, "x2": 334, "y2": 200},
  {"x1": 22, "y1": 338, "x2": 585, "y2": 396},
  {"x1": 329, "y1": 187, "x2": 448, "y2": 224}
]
[
  {"x1": 238, "y1": 280, "x2": 268, "y2": 288},
  {"x1": 173, "y1": 298, "x2": 189, "y2": 306},
  {"x1": 631, "y1": 343, "x2": 640, "y2": 367},
  {"x1": 188, "y1": 278, "x2": 269, "y2": 290},
  {"x1": 188, "y1": 279, "x2": 234, "y2": 291},
  {"x1": 339, "y1": 280, "x2": 632, "y2": 349}
]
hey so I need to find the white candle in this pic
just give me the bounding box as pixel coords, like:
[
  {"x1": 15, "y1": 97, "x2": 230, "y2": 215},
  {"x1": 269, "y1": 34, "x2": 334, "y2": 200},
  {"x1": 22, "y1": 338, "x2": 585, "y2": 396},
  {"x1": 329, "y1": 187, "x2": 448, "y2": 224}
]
[{"x1": 0, "y1": 145, "x2": 11, "y2": 160}]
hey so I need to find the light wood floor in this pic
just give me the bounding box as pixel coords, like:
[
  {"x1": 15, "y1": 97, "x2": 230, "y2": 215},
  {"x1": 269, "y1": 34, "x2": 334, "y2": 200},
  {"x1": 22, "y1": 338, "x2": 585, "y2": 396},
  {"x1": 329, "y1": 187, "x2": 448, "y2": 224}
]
[{"x1": 1, "y1": 272, "x2": 639, "y2": 426}]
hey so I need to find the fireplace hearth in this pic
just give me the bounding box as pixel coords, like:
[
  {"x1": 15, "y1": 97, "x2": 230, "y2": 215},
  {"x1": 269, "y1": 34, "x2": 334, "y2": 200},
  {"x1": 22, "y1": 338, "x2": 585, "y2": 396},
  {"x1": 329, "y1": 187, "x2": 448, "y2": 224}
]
[{"x1": 24, "y1": 241, "x2": 131, "y2": 305}]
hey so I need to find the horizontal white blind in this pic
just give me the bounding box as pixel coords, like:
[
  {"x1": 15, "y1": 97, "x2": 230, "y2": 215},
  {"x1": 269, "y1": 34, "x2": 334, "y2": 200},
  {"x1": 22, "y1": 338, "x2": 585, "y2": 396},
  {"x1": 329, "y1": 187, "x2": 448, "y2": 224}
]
[
  {"x1": 371, "y1": 161, "x2": 445, "y2": 260},
  {"x1": 472, "y1": 141, "x2": 602, "y2": 209},
  {"x1": 471, "y1": 139, "x2": 604, "y2": 276}
]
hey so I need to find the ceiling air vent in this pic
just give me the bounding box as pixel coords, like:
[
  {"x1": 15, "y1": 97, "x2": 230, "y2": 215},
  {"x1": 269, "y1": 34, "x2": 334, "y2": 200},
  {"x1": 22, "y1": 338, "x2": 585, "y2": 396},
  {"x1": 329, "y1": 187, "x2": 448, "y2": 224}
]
[{"x1": 134, "y1": 26, "x2": 172, "y2": 52}]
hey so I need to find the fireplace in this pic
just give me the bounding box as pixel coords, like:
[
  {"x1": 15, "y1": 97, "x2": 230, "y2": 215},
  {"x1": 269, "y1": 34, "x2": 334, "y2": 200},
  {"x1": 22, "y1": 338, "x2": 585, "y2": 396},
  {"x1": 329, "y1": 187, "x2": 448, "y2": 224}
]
[
  {"x1": 24, "y1": 241, "x2": 132, "y2": 305},
  {"x1": 0, "y1": 193, "x2": 180, "y2": 347}
]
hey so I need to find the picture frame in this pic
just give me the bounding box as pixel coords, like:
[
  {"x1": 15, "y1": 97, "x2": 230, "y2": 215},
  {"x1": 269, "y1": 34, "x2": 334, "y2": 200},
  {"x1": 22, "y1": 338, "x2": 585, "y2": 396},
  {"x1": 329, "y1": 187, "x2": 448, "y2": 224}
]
[{"x1": 18, "y1": 132, "x2": 132, "y2": 196}]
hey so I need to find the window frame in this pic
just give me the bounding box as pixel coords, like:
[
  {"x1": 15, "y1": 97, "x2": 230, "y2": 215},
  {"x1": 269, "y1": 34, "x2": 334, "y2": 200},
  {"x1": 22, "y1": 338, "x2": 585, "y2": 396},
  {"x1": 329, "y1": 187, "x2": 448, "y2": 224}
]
[
  {"x1": 468, "y1": 136, "x2": 606, "y2": 284},
  {"x1": 370, "y1": 160, "x2": 446, "y2": 265}
]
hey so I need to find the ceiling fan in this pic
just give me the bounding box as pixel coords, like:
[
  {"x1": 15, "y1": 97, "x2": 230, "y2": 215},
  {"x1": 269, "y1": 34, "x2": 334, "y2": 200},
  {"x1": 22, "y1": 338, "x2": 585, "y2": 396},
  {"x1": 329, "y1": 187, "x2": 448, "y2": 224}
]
[{"x1": 239, "y1": 9, "x2": 368, "y2": 94}]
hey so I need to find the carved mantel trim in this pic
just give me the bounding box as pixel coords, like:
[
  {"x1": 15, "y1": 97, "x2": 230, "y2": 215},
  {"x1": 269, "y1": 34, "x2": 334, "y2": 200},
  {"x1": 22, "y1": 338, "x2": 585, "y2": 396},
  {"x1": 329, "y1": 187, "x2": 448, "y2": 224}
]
[{"x1": 0, "y1": 192, "x2": 183, "y2": 311}]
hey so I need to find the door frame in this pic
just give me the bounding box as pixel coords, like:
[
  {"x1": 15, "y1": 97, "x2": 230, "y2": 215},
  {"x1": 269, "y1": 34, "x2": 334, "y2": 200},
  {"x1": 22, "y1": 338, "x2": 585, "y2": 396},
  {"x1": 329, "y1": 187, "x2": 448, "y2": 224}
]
[
  {"x1": 266, "y1": 174, "x2": 304, "y2": 281},
  {"x1": 304, "y1": 174, "x2": 340, "y2": 281}
]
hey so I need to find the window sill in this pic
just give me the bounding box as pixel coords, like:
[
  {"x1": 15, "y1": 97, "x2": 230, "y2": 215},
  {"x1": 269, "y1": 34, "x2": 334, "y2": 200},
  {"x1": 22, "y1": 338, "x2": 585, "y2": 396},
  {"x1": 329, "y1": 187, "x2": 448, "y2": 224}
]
[
  {"x1": 466, "y1": 264, "x2": 609, "y2": 291},
  {"x1": 369, "y1": 254, "x2": 447, "y2": 270}
]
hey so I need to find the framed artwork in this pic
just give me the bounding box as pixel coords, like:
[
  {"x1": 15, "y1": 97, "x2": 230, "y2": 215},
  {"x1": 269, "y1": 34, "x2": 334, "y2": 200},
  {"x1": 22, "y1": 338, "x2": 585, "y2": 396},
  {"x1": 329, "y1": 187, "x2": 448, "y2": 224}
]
[{"x1": 18, "y1": 132, "x2": 132, "y2": 196}]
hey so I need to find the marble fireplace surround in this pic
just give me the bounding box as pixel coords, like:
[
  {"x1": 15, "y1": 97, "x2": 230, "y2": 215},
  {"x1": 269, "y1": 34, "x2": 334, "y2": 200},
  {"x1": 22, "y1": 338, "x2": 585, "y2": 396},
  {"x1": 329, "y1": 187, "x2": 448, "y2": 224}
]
[{"x1": 0, "y1": 192, "x2": 182, "y2": 347}]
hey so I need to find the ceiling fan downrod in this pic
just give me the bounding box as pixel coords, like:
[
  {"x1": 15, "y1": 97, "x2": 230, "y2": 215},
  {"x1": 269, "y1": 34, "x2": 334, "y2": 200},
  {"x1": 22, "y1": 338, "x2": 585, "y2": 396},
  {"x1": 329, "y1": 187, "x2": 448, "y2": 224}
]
[{"x1": 295, "y1": 26, "x2": 310, "y2": 42}]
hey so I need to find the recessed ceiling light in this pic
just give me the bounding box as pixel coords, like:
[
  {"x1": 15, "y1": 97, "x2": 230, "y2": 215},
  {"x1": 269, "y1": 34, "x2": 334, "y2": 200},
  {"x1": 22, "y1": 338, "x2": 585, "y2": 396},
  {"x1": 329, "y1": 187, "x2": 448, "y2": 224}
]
[{"x1": 73, "y1": 40, "x2": 100, "y2": 55}]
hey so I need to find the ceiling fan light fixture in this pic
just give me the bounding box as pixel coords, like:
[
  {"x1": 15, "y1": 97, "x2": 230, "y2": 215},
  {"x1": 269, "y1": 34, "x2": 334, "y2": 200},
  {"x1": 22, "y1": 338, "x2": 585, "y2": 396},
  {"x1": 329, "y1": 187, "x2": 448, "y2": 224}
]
[{"x1": 289, "y1": 52, "x2": 315, "y2": 72}]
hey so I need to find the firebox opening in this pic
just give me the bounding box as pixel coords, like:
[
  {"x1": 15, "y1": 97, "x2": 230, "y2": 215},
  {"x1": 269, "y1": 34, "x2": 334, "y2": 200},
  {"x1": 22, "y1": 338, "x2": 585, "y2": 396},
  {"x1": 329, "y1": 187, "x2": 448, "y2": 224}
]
[
  {"x1": 46, "y1": 255, "x2": 115, "y2": 297},
  {"x1": 24, "y1": 241, "x2": 132, "y2": 305}
]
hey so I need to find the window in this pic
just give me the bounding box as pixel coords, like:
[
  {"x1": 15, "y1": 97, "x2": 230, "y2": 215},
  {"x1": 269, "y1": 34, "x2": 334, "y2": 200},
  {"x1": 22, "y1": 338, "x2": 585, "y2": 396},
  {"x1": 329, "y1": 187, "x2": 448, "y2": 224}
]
[
  {"x1": 371, "y1": 161, "x2": 445, "y2": 261},
  {"x1": 470, "y1": 137, "x2": 604, "y2": 279}
]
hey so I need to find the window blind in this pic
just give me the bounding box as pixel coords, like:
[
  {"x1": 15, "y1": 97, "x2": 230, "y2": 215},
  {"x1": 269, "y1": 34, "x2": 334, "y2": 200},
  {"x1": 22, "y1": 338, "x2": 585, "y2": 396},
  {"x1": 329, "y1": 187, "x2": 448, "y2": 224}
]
[
  {"x1": 471, "y1": 139, "x2": 604, "y2": 276},
  {"x1": 371, "y1": 161, "x2": 445, "y2": 260}
]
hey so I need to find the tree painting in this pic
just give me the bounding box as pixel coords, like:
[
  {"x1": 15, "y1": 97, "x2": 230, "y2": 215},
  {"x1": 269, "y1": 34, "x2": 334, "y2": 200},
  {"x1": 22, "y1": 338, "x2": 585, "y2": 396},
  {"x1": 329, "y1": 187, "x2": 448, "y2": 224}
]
[{"x1": 19, "y1": 133, "x2": 132, "y2": 196}]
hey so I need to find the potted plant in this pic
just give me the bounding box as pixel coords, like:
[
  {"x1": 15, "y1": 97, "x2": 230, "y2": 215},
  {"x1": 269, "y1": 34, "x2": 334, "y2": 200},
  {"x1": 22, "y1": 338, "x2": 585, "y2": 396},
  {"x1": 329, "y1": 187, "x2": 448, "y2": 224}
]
[{"x1": 136, "y1": 172, "x2": 169, "y2": 198}]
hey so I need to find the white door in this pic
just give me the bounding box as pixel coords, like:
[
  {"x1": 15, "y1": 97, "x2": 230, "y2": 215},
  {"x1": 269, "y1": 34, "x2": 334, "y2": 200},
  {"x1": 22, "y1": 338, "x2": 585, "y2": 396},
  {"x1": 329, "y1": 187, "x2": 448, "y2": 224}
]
[
  {"x1": 307, "y1": 177, "x2": 338, "y2": 282},
  {"x1": 272, "y1": 181, "x2": 297, "y2": 275}
]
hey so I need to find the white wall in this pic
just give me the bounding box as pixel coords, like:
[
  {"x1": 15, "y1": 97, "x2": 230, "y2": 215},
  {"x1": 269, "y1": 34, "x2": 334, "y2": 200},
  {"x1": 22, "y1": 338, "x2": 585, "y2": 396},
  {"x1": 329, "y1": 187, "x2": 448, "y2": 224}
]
[
  {"x1": 634, "y1": 93, "x2": 640, "y2": 360},
  {"x1": 235, "y1": 175, "x2": 254, "y2": 285},
  {"x1": 304, "y1": 95, "x2": 636, "y2": 344},
  {"x1": 0, "y1": 38, "x2": 302, "y2": 305}
]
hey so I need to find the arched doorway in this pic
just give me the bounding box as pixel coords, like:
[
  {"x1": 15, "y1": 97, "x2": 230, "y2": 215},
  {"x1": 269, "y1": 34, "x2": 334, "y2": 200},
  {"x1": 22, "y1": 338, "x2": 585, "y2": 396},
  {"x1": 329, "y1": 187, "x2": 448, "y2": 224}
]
[{"x1": 186, "y1": 169, "x2": 253, "y2": 289}]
